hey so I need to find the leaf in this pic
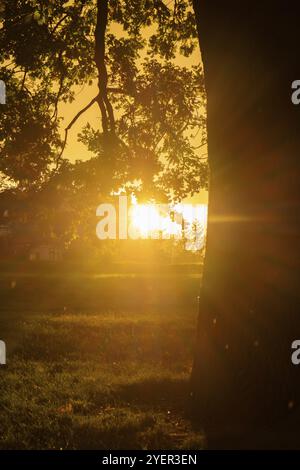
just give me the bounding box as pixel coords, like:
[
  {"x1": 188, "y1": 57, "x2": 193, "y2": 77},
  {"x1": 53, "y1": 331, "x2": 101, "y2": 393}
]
[{"x1": 33, "y1": 11, "x2": 41, "y2": 21}]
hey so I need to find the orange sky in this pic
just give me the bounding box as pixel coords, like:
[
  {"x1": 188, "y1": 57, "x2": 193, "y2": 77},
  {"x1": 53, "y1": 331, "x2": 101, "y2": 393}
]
[{"x1": 58, "y1": 22, "x2": 208, "y2": 205}]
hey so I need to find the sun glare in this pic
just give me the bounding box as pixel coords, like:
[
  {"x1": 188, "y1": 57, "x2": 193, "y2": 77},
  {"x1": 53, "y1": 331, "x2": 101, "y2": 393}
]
[{"x1": 129, "y1": 200, "x2": 208, "y2": 245}]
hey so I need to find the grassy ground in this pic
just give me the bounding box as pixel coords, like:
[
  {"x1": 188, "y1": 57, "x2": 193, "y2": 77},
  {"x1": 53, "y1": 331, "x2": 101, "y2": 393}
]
[{"x1": 0, "y1": 264, "x2": 205, "y2": 450}]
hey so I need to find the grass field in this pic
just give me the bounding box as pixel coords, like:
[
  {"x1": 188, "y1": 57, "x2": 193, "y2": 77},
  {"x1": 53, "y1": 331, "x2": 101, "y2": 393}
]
[{"x1": 0, "y1": 264, "x2": 205, "y2": 450}]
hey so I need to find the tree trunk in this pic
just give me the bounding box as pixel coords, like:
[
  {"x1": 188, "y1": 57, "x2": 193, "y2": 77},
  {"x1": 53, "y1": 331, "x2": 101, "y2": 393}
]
[{"x1": 191, "y1": 0, "x2": 300, "y2": 447}]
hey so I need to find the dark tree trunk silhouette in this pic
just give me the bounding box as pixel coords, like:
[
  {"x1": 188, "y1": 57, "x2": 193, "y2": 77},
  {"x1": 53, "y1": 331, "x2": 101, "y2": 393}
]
[{"x1": 191, "y1": 0, "x2": 300, "y2": 446}]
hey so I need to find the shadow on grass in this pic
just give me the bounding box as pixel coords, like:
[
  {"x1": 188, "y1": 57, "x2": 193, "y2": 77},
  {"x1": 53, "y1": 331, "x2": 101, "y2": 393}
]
[
  {"x1": 115, "y1": 377, "x2": 190, "y2": 409},
  {"x1": 75, "y1": 378, "x2": 203, "y2": 450}
]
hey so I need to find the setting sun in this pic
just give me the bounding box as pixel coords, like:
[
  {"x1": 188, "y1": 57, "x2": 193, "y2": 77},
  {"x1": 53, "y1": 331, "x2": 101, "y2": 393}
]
[{"x1": 129, "y1": 199, "x2": 208, "y2": 248}]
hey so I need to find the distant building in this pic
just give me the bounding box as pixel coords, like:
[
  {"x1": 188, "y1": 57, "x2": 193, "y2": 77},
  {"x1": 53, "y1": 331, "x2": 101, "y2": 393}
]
[
  {"x1": 29, "y1": 244, "x2": 62, "y2": 262},
  {"x1": 0, "y1": 224, "x2": 11, "y2": 237}
]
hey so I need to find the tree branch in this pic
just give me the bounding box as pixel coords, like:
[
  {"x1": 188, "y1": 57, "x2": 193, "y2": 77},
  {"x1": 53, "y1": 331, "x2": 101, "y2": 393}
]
[
  {"x1": 50, "y1": 13, "x2": 70, "y2": 37},
  {"x1": 95, "y1": 0, "x2": 115, "y2": 135},
  {"x1": 55, "y1": 95, "x2": 99, "y2": 169}
]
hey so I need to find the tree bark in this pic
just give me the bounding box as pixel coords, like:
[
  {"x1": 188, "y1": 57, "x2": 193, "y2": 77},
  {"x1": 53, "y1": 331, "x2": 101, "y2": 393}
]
[
  {"x1": 95, "y1": 0, "x2": 115, "y2": 135},
  {"x1": 191, "y1": 0, "x2": 300, "y2": 446}
]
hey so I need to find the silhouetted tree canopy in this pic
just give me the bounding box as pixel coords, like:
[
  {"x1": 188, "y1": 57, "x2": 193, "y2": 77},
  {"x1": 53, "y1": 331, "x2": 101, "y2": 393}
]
[
  {"x1": 0, "y1": 0, "x2": 207, "y2": 198},
  {"x1": 0, "y1": 0, "x2": 207, "y2": 251}
]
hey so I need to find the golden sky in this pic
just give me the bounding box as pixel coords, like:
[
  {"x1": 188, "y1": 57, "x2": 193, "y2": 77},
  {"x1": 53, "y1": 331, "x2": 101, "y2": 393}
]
[{"x1": 58, "y1": 22, "x2": 208, "y2": 204}]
